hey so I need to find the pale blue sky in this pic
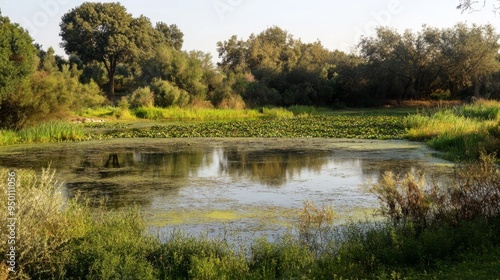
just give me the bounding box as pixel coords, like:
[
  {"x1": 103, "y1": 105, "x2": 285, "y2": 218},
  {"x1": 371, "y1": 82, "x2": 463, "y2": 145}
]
[{"x1": 1, "y1": 0, "x2": 499, "y2": 62}]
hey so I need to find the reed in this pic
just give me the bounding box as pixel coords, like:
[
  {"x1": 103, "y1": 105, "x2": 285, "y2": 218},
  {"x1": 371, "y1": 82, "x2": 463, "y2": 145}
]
[
  {"x1": 133, "y1": 106, "x2": 262, "y2": 120},
  {"x1": 16, "y1": 121, "x2": 85, "y2": 143},
  {"x1": 405, "y1": 101, "x2": 500, "y2": 161}
]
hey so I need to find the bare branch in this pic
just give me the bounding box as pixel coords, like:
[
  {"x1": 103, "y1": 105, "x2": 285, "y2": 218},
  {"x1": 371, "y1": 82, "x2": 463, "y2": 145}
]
[{"x1": 457, "y1": 0, "x2": 487, "y2": 14}]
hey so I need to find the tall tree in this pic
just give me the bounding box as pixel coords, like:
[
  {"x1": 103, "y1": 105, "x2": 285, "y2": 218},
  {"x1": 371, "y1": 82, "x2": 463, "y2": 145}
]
[
  {"x1": 156, "y1": 22, "x2": 184, "y2": 50},
  {"x1": 60, "y1": 2, "x2": 152, "y2": 97},
  {"x1": 0, "y1": 11, "x2": 38, "y2": 98}
]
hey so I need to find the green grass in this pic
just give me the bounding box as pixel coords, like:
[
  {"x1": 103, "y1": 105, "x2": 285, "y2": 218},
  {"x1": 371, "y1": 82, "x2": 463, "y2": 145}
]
[
  {"x1": 405, "y1": 100, "x2": 500, "y2": 161},
  {"x1": 0, "y1": 121, "x2": 85, "y2": 145},
  {"x1": 133, "y1": 106, "x2": 262, "y2": 120}
]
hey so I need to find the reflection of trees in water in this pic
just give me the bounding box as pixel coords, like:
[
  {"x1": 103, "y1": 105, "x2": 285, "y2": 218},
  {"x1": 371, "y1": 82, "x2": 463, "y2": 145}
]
[
  {"x1": 130, "y1": 151, "x2": 211, "y2": 179},
  {"x1": 65, "y1": 149, "x2": 213, "y2": 208},
  {"x1": 218, "y1": 149, "x2": 332, "y2": 186}
]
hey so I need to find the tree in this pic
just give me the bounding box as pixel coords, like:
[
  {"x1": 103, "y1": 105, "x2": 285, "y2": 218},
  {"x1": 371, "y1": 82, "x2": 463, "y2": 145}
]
[
  {"x1": 60, "y1": 2, "x2": 153, "y2": 97},
  {"x1": 216, "y1": 35, "x2": 249, "y2": 74},
  {"x1": 359, "y1": 24, "x2": 500, "y2": 101},
  {"x1": 156, "y1": 22, "x2": 184, "y2": 50},
  {"x1": 0, "y1": 12, "x2": 38, "y2": 98}
]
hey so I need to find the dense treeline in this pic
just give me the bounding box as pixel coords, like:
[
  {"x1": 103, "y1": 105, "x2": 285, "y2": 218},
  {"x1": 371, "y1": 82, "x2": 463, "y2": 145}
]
[{"x1": 1, "y1": 2, "x2": 500, "y2": 129}]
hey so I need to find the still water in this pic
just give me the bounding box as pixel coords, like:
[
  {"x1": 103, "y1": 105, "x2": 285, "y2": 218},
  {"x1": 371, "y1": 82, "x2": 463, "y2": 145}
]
[{"x1": 0, "y1": 138, "x2": 452, "y2": 238}]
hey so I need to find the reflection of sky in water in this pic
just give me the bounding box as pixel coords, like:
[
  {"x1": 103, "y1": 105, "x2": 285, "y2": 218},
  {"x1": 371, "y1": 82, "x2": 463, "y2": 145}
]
[{"x1": 153, "y1": 154, "x2": 377, "y2": 212}]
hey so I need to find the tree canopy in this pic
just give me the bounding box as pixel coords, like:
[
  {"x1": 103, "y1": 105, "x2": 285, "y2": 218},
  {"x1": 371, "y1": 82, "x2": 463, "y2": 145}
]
[
  {"x1": 0, "y1": 11, "x2": 38, "y2": 98},
  {"x1": 60, "y1": 2, "x2": 151, "y2": 97}
]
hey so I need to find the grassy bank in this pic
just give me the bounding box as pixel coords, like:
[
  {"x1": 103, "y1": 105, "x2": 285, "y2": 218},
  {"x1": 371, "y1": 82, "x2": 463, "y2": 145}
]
[
  {"x1": 405, "y1": 100, "x2": 500, "y2": 161},
  {"x1": 0, "y1": 122, "x2": 85, "y2": 145},
  {"x1": 2, "y1": 155, "x2": 499, "y2": 279}
]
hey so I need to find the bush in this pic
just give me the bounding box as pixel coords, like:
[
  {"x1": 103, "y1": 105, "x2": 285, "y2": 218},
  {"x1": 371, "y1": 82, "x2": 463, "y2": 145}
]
[
  {"x1": 0, "y1": 168, "x2": 88, "y2": 279},
  {"x1": 297, "y1": 200, "x2": 335, "y2": 252},
  {"x1": 249, "y1": 237, "x2": 315, "y2": 279},
  {"x1": 150, "y1": 79, "x2": 190, "y2": 108},
  {"x1": 129, "y1": 86, "x2": 154, "y2": 108},
  {"x1": 64, "y1": 207, "x2": 157, "y2": 280},
  {"x1": 149, "y1": 232, "x2": 247, "y2": 279},
  {"x1": 371, "y1": 153, "x2": 500, "y2": 229},
  {"x1": 0, "y1": 68, "x2": 106, "y2": 129},
  {"x1": 370, "y1": 170, "x2": 438, "y2": 229}
]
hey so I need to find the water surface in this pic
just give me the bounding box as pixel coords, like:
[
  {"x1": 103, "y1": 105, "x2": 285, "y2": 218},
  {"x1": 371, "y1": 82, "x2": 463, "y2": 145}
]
[{"x1": 0, "y1": 138, "x2": 452, "y2": 238}]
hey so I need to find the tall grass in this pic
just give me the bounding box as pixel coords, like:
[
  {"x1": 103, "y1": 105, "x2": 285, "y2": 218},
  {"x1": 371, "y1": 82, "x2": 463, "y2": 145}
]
[
  {"x1": 0, "y1": 122, "x2": 85, "y2": 145},
  {"x1": 134, "y1": 106, "x2": 262, "y2": 120},
  {"x1": 260, "y1": 107, "x2": 294, "y2": 118},
  {"x1": 405, "y1": 100, "x2": 500, "y2": 161},
  {"x1": 17, "y1": 121, "x2": 85, "y2": 143}
]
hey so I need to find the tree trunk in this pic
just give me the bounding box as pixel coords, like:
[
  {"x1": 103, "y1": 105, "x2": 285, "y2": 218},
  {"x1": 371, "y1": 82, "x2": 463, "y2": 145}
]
[{"x1": 108, "y1": 73, "x2": 115, "y2": 99}]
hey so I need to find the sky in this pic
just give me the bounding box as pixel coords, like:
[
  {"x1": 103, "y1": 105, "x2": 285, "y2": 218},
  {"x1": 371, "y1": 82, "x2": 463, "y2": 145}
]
[{"x1": 1, "y1": 0, "x2": 500, "y2": 62}]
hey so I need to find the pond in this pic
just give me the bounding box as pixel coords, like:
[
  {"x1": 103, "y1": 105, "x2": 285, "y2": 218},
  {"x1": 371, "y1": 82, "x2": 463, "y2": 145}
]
[{"x1": 0, "y1": 138, "x2": 452, "y2": 240}]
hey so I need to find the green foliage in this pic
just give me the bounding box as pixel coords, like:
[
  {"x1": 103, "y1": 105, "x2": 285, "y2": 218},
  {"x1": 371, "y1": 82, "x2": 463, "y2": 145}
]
[
  {"x1": 0, "y1": 67, "x2": 106, "y2": 129},
  {"x1": 149, "y1": 232, "x2": 247, "y2": 279},
  {"x1": 0, "y1": 167, "x2": 89, "y2": 279},
  {"x1": 405, "y1": 100, "x2": 500, "y2": 160},
  {"x1": 60, "y1": 2, "x2": 156, "y2": 96},
  {"x1": 64, "y1": 208, "x2": 156, "y2": 280},
  {"x1": 15, "y1": 121, "x2": 85, "y2": 144},
  {"x1": 140, "y1": 47, "x2": 208, "y2": 99},
  {"x1": 155, "y1": 22, "x2": 184, "y2": 50},
  {"x1": 359, "y1": 24, "x2": 500, "y2": 101},
  {"x1": 150, "y1": 79, "x2": 190, "y2": 107},
  {"x1": 92, "y1": 115, "x2": 406, "y2": 140},
  {"x1": 261, "y1": 107, "x2": 294, "y2": 118},
  {"x1": 133, "y1": 106, "x2": 261, "y2": 120},
  {"x1": 0, "y1": 13, "x2": 38, "y2": 98},
  {"x1": 129, "y1": 86, "x2": 154, "y2": 108},
  {"x1": 0, "y1": 122, "x2": 85, "y2": 146},
  {"x1": 456, "y1": 99, "x2": 500, "y2": 120},
  {"x1": 288, "y1": 105, "x2": 318, "y2": 116},
  {"x1": 0, "y1": 129, "x2": 18, "y2": 145},
  {"x1": 249, "y1": 237, "x2": 315, "y2": 279}
]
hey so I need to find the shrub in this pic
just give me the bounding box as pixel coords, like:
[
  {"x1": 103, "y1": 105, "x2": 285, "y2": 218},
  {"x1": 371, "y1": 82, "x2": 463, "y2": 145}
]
[
  {"x1": 129, "y1": 86, "x2": 154, "y2": 108},
  {"x1": 149, "y1": 232, "x2": 247, "y2": 279},
  {"x1": 371, "y1": 153, "x2": 500, "y2": 229},
  {"x1": 249, "y1": 237, "x2": 315, "y2": 279},
  {"x1": 370, "y1": 170, "x2": 439, "y2": 229},
  {"x1": 297, "y1": 200, "x2": 335, "y2": 252},
  {"x1": 150, "y1": 79, "x2": 190, "y2": 108},
  {"x1": 445, "y1": 153, "x2": 500, "y2": 223},
  {"x1": 64, "y1": 207, "x2": 157, "y2": 280},
  {"x1": 0, "y1": 168, "x2": 88, "y2": 279}
]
